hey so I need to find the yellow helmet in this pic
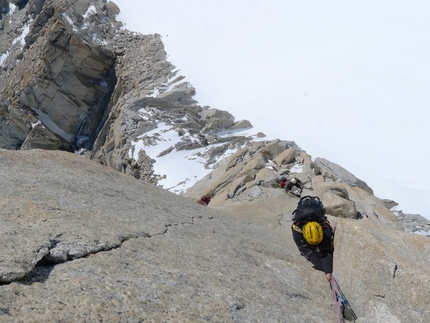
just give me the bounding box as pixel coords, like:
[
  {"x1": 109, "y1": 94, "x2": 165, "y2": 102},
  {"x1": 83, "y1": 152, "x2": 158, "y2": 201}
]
[{"x1": 302, "y1": 221, "x2": 323, "y2": 245}]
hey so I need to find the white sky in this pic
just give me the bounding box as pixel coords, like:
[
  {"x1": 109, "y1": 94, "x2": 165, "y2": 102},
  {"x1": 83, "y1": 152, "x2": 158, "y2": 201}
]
[{"x1": 114, "y1": 0, "x2": 430, "y2": 220}]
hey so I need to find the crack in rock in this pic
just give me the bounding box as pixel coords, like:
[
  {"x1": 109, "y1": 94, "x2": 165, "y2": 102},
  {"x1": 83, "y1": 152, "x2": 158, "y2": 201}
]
[
  {"x1": 392, "y1": 264, "x2": 398, "y2": 279},
  {"x1": 374, "y1": 294, "x2": 386, "y2": 298},
  {"x1": 5, "y1": 218, "x2": 200, "y2": 285}
]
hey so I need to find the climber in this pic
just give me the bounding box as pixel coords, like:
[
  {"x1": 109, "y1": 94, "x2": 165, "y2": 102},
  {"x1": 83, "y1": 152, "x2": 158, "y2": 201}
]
[
  {"x1": 285, "y1": 177, "x2": 303, "y2": 196},
  {"x1": 279, "y1": 176, "x2": 288, "y2": 189},
  {"x1": 196, "y1": 195, "x2": 211, "y2": 206},
  {"x1": 291, "y1": 196, "x2": 334, "y2": 281}
]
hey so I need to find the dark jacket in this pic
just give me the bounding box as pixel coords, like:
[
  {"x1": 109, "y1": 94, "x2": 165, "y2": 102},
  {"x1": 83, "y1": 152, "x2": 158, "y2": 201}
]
[{"x1": 291, "y1": 220, "x2": 334, "y2": 274}]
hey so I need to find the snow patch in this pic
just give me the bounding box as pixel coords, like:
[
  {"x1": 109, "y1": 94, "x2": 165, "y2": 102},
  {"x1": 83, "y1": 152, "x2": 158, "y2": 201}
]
[
  {"x1": 31, "y1": 120, "x2": 42, "y2": 128},
  {"x1": 20, "y1": 25, "x2": 29, "y2": 46},
  {"x1": 83, "y1": 5, "x2": 97, "y2": 19},
  {"x1": 414, "y1": 230, "x2": 430, "y2": 237},
  {"x1": 12, "y1": 24, "x2": 30, "y2": 47},
  {"x1": 0, "y1": 51, "x2": 9, "y2": 66},
  {"x1": 62, "y1": 13, "x2": 78, "y2": 32},
  {"x1": 128, "y1": 114, "x2": 256, "y2": 194},
  {"x1": 290, "y1": 164, "x2": 303, "y2": 174}
]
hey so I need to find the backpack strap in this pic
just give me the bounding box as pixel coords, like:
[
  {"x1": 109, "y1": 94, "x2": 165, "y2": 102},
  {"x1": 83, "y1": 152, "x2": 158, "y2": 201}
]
[{"x1": 299, "y1": 195, "x2": 320, "y2": 203}]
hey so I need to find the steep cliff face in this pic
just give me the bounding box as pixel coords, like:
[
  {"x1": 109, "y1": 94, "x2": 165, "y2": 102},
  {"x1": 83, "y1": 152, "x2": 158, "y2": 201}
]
[{"x1": 0, "y1": 0, "x2": 120, "y2": 150}]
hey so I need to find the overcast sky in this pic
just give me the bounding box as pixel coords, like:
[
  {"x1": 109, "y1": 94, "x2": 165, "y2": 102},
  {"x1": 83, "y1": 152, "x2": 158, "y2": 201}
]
[{"x1": 114, "y1": 0, "x2": 430, "y2": 219}]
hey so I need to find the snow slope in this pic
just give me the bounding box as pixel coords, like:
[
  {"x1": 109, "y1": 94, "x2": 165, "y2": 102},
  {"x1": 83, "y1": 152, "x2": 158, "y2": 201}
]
[{"x1": 113, "y1": 0, "x2": 430, "y2": 220}]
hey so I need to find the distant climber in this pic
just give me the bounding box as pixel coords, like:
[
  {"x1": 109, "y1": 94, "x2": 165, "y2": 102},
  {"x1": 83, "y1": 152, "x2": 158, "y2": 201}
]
[
  {"x1": 291, "y1": 196, "x2": 334, "y2": 281},
  {"x1": 196, "y1": 195, "x2": 211, "y2": 206},
  {"x1": 285, "y1": 177, "x2": 303, "y2": 197},
  {"x1": 279, "y1": 176, "x2": 288, "y2": 189}
]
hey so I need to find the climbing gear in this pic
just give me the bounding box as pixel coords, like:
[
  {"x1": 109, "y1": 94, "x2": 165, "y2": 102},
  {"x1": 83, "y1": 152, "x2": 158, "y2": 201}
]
[
  {"x1": 289, "y1": 186, "x2": 302, "y2": 198},
  {"x1": 290, "y1": 177, "x2": 297, "y2": 184},
  {"x1": 330, "y1": 275, "x2": 357, "y2": 322},
  {"x1": 331, "y1": 275, "x2": 342, "y2": 323},
  {"x1": 292, "y1": 196, "x2": 326, "y2": 224},
  {"x1": 291, "y1": 223, "x2": 302, "y2": 233},
  {"x1": 281, "y1": 176, "x2": 287, "y2": 181},
  {"x1": 302, "y1": 221, "x2": 323, "y2": 245}
]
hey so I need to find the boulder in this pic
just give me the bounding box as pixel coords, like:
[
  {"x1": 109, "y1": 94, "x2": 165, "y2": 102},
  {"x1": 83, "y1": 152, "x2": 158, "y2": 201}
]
[
  {"x1": 273, "y1": 147, "x2": 297, "y2": 167},
  {"x1": 322, "y1": 188, "x2": 357, "y2": 218},
  {"x1": 20, "y1": 123, "x2": 72, "y2": 151},
  {"x1": 259, "y1": 140, "x2": 286, "y2": 159},
  {"x1": 255, "y1": 167, "x2": 278, "y2": 184}
]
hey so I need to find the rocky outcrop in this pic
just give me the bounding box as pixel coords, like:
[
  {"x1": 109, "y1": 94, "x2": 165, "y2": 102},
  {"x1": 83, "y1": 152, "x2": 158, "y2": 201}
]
[
  {"x1": 394, "y1": 211, "x2": 430, "y2": 236},
  {"x1": 0, "y1": 0, "x2": 120, "y2": 150},
  {"x1": 184, "y1": 139, "x2": 421, "y2": 232},
  {"x1": 314, "y1": 157, "x2": 373, "y2": 194}
]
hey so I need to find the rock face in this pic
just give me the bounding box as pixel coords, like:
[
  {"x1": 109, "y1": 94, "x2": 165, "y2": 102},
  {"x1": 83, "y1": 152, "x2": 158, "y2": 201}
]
[
  {"x1": 0, "y1": 0, "x2": 119, "y2": 150},
  {"x1": 0, "y1": 149, "x2": 339, "y2": 323}
]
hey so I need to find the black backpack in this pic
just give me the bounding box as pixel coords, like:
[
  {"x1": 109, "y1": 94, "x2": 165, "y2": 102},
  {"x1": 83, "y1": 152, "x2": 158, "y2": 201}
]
[{"x1": 292, "y1": 196, "x2": 326, "y2": 224}]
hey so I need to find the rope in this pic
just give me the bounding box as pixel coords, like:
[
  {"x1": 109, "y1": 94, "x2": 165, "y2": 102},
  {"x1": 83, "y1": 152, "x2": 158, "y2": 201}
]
[
  {"x1": 330, "y1": 275, "x2": 343, "y2": 323},
  {"x1": 333, "y1": 277, "x2": 358, "y2": 321}
]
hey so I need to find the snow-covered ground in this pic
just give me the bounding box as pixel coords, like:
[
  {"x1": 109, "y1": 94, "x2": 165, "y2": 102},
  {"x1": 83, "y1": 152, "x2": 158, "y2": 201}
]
[{"x1": 113, "y1": 0, "x2": 430, "y2": 220}]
